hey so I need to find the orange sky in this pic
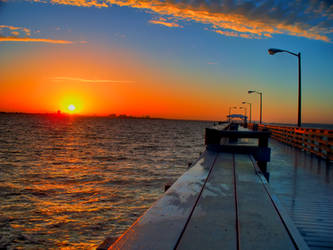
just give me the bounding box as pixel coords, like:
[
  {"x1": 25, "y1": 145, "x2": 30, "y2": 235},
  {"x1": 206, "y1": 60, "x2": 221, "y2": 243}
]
[
  {"x1": 0, "y1": 45, "x2": 230, "y2": 120},
  {"x1": 1, "y1": 42, "x2": 332, "y2": 123},
  {"x1": 1, "y1": 0, "x2": 333, "y2": 123}
]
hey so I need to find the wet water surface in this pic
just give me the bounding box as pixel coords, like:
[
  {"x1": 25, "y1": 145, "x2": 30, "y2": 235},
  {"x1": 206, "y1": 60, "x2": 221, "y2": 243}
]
[{"x1": 0, "y1": 114, "x2": 211, "y2": 249}]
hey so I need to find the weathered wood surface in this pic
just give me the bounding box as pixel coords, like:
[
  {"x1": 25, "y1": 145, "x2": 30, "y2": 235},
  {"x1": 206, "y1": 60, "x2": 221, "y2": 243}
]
[
  {"x1": 110, "y1": 150, "x2": 217, "y2": 250},
  {"x1": 251, "y1": 155, "x2": 310, "y2": 250},
  {"x1": 176, "y1": 153, "x2": 236, "y2": 250},
  {"x1": 108, "y1": 151, "x2": 307, "y2": 250},
  {"x1": 235, "y1": 154, "x2": 295, "y2": 250},
  {"x1": 264, "y1": 139, "x2": 333, "y2": 250}
]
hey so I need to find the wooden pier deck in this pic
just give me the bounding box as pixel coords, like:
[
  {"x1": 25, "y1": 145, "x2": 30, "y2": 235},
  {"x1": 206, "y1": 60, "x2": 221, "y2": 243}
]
[
  {"x1": 102, "y1": 126, "x2": 308, "y2": 250},
  {"x1": 99, "y1": 124, "x2": 333, "y2": 250},
  {"x1": 107, "y1": 150, "x2": 306, "y2": 250},
  {"x1": 267, "y1": 139, "x2": 333, "y2": 249},
  {"x1": 237, "y1": 125, "x2": 333, "y2": 249}
]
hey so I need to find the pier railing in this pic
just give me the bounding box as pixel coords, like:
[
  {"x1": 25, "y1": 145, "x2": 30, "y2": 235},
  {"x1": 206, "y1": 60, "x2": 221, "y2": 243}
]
[{"x1": 248, "y1": 123, "x2": 333, "y2": 161}]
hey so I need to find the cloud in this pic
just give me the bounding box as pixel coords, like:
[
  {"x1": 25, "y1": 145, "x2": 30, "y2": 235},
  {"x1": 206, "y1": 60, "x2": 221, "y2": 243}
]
[
  {"x1": 215, "y1": 29, "x2": 242, "y2": 38},
  {"x1": 0, "y1": 25, "x2": 31, "y2": 36},
  {"x1": 30, "y1": 0, "x2": 333, "y2": 42},
  {"x1": 33, "y1": 0, "x2": 108, "y2": 8},
  {"x1": 11, "y1": 31, "x2": 20, "y2": 36},
  {"x1": 214, "y1": 29, "x2": 258, "y2": 39},
  {"x1": 149, "y1": 17, "x2": 183, "y2": 28},
  {"x1": 51, "y1": 76, "x2": 135, "y2": 83},
  {"x1": 0, "y1": 24, "x2": 85, "y2": 44},
  {"x1": 0, "y1": 37, "x2": 75, "y2": 43}
]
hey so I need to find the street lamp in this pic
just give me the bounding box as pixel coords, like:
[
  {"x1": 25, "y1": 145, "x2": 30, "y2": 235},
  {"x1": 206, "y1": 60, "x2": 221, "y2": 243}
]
[
  {"x1": 248, "y1": 90, "x2": 262, "y2": 124},
  {"x1": 242, "y1": 101, "x2": 252, "y2": 123},
  {"x1": 268, "y1": 48, "x2": 302, "y2": 127}
]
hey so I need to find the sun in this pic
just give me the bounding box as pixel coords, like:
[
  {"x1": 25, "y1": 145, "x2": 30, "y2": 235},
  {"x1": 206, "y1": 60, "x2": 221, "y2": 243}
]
[
  {"x1": 68, "y1": 104, "x2": 76, "y2": 112},
  {"x1": 60, "y1": 95, "x2": 82, "y2": 114}
]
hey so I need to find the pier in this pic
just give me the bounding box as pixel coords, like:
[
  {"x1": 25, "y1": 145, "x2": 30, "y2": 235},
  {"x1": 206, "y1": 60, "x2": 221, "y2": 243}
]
[{"x1": 99, "y1": 123, "x2": 332, "y2": 250}]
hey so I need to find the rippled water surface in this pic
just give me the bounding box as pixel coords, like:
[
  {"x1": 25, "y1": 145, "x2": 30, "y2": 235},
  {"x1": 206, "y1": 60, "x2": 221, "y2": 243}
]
[{"x1": 0, "y1": 114, "x2": 211, "y2": 249}]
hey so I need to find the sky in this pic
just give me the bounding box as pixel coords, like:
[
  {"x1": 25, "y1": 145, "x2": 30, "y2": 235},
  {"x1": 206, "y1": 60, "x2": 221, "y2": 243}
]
[{"x1": 0, "y1": 0, "x2": 332, "y2": 123}]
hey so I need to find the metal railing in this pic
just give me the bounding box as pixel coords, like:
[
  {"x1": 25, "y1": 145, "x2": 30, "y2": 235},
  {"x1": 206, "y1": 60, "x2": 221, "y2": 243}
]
[{"x1": 248, "y1": 123, "x2": 333, "y2": 161}]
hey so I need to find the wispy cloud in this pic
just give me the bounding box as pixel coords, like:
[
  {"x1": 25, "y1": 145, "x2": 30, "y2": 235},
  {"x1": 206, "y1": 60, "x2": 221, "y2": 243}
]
[
  {"x1": 149, "y1": 17, "x2": 183, "y2": 28},
  {"x1": 0, "y1": 25, "x2": 31, "y2": 36},
  {"x1": 214, "y1": 30, "x2": 257, "y2": 39},
  {"x1": 30, "y1": 0, "x2": 333, "y2": 42},
  {"x1": 52, "y1": 76, "x2": 135, "y2": 83},
  {"x1": 34, "y1": 0, "x2": 108, "y2": 8},
  {"x1": 0, "y1": 24, "x2": 85, "y2": 44},
  {"x1": 0, "y1": 37, "x2": 75, "y2": 44}
]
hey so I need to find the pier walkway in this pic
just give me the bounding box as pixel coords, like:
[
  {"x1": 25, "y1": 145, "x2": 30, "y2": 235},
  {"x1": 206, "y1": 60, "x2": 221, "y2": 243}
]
[
  {"x1": 105, "y1": 126, "x2": 309, "y2": 250},
  {"x1": 267, "y1": 139, "x2": 333, "y2": 249},
  {"x1": 108, "y1": 150, "x2": 304, "y2": 250},
  {"x1": 237, "y1": 125, "x2": 333, "y2": 249},
  {"x1": 100, "y1": 124, "x2": 332, "y2": 250}
]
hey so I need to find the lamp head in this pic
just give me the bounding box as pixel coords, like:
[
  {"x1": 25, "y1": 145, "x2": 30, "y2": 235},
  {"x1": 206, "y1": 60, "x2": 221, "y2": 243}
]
[
  {"x1": 248, "y1": 90, "x2": 255, "y2": 94},
  {"x1": 268, "y1": 48, "x2": 284, "y2": 55}
]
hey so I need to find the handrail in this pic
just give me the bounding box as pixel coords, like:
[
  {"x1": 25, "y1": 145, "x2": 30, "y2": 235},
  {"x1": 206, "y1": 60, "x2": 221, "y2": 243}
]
[{"x1": 248, "y1": 123, "x2": 333, "y2": 161}]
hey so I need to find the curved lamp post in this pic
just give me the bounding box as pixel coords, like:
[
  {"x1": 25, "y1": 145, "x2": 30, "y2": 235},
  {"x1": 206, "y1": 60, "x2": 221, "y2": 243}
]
[
  {"x1": 268, "y1": 48, "x2": 301, "y2": 127},
  {"x1": 248, "y1": 90, "x2": 262, "y2": 124},
  {"x1": 242, "y1": 101, "x2": 252, "y2": 123}
]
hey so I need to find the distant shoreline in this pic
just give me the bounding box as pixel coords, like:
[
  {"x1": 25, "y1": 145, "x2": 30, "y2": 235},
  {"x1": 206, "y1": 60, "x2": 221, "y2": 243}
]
[
  {"x1": 0, "y1": 111, "x2": 162, "y2": 119},
  {"x1": 0, "y1": 111, "x2": 214, "y2": 123},
  {"x1": 1, "y1": 112, "x2": 332, "y2": 128}
]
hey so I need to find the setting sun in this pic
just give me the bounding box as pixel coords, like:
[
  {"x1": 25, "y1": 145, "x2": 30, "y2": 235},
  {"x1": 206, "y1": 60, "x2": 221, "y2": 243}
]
[
  {"x1": 59, "y1": 95, "x2": 84, "y2": 114},
  {"x1": 68, "y1": 104, "x2": 76, "y2": 112}
]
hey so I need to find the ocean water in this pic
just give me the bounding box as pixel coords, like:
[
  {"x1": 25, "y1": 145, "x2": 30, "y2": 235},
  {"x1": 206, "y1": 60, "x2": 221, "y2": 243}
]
[{"x1": 0, "y1": 114, "x2": 212, "y2": 249}]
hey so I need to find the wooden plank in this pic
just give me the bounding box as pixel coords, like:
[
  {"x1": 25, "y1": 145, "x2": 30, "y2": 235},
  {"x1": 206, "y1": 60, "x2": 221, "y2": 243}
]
[
  {"x1": 235, "y1": 154, "x2": 296, "y2": 250},
  {"x1": 250, "y1": 156, "x2": 310, "y2": 250},
  {"x1": 176, "y1": 153, "x2": 237, "y2": 250},
  {"x1": 110, "y1": 150, "x2": 217, "y2": 250}
]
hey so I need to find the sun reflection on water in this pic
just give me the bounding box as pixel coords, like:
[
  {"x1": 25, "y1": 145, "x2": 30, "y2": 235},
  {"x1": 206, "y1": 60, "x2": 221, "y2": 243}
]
[{"x1": 0, "y1": 115, "x2": 210, "y2": 248}]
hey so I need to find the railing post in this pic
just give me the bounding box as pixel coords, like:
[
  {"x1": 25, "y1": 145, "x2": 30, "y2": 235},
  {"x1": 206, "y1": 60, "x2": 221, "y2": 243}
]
[
  {"x1": 229, "y1": 123, "x2": 239, "y2": 143},
  {"x1": 258, "y1": 132, "x2": 270, "y2": 179}
]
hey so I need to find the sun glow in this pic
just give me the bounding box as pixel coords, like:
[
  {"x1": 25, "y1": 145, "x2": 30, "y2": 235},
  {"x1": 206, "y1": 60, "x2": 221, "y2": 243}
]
[
  {"x1": 68, "y1": 104, "x2": 76, "y2": 112},
  {"x1": 59, "y1": 94, "x2": 84, "y2": 114}
]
